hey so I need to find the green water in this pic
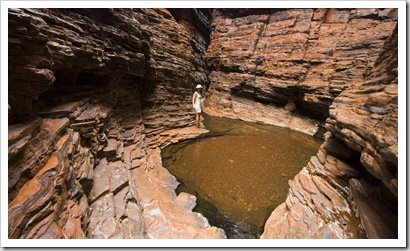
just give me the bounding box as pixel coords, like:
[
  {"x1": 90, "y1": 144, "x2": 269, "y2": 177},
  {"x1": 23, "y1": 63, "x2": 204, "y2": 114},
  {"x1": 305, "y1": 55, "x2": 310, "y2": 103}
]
[{"x1": 161, "y1": 115, "x2": 322, "y2": 238}]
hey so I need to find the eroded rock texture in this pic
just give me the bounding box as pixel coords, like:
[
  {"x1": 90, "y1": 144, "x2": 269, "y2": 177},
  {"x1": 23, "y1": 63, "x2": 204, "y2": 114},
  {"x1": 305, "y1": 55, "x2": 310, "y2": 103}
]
[
  {"x1": 8, "y1": 8, "x2": 398, "y2": 240},
  {"x1": 8, "y1": 8, "x2": 225, "y2": 239},
  {"x1": 204, "y1": 8, "x2": 397, "y2": 136},
  {"x1": 261, "y1": 23, "x2": 398, "y2": 239}
]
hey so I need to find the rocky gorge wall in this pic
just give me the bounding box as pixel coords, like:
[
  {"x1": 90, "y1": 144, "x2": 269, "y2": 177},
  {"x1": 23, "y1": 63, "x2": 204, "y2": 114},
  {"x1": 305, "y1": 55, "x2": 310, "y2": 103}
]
[
  {"x1": 204, "y1": 8, "x2": 397, "y2": 136},
  {"x1": 204, "y1": 9, "x2": 398, "y2": 238},
  {"x1": 261, "y1": 18, "x2": 398, "y2": 239},
  {"x1": 8, "y1": 8, "x2": 225, "y2": 239},
  {"x1": 7, "y1": 8, "x2": 398, "y2": 240}
]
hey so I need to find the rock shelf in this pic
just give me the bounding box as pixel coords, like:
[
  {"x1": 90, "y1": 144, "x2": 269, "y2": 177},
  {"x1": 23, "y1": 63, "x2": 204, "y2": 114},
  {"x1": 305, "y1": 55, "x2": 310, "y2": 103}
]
[{"x1": 7, "y1": 8, "x2": 398, "y2": 239}]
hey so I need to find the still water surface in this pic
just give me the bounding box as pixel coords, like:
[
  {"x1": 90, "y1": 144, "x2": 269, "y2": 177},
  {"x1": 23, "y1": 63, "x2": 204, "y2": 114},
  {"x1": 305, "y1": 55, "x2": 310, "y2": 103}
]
[{"x1": 161, "y1": 115, "x2": 322, "y2": 238}]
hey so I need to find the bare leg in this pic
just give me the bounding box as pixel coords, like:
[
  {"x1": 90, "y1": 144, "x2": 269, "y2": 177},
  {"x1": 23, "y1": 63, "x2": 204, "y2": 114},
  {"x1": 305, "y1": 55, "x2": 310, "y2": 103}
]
[{"x1": 196, "y1": 113, "x2": 202, "y2": 128}]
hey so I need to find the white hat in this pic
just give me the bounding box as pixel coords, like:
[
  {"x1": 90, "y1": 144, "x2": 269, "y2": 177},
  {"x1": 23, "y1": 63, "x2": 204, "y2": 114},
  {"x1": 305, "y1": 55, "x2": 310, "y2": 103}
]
[{"x1": 196, "y1": 84, "x2": 203, "y2": 89}]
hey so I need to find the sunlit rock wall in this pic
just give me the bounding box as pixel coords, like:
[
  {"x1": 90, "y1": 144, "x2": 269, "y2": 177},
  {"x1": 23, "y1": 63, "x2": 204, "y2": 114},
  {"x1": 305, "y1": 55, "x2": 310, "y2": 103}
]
[
  {"x1": 261, "y1": 24, "x2": 398, "y2": 239},
  {"x1": 8, "y1": 7, "x2": 399, "y2": 240},
  {"x1": 8, "y1": 8, "x2": 225, "y2": 239},
  {"x1": 204, "y1": 8, "x2": 397, "y2": 136}
]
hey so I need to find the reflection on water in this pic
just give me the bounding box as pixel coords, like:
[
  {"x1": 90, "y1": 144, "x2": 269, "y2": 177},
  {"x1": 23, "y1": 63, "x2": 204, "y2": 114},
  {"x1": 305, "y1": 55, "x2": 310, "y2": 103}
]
[{"x1": 161, "y1": 114, "x2": 322, "y2": 238}]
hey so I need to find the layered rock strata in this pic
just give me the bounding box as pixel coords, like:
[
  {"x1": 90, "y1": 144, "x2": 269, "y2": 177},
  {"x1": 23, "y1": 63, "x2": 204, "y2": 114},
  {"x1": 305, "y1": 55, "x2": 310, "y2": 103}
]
[
  {"x1": 8, "y1": 7, "x2": 399, "y2": 240},
  {"x1": 8, "y1": 8, "x2": 225, "y2": 239},
  {"x1": 261, "y1": 24, "x2": 398, "y2": 239},
  {"x1": 204, "y1": 8, "x2": 397, "y2": 136}
]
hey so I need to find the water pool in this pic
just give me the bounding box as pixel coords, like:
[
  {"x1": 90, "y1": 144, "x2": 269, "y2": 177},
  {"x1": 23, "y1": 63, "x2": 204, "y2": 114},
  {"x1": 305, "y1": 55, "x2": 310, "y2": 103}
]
[{"x1": 161, "y1": 115, "x2": 322, "y2": 238}]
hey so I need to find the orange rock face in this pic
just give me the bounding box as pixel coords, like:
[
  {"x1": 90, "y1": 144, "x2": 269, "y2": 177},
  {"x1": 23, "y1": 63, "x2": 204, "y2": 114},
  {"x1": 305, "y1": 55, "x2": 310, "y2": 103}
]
[
  {"x1": 8, "y1": 8, "x2": 225, "y2": 240},
  {"x1": 261, "y1": 23, "x2": 398, "y2": 239},
  {"x1": 7, "y1": 8, "x2": 398, "y2": 240},
  {"x1": 205, "y1": 8, "x2": 397, "y2": 134}
]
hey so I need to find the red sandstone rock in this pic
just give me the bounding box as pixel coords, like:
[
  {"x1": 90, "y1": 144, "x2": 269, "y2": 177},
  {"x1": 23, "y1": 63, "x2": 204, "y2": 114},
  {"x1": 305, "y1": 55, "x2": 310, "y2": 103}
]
[
  {"x1": 8, "y1": 8, "x2": 398, "y2": 240},
  {"x1": 8, "y1": 8, "x2": 223, "y2": 240},
  {"x1": 205, "y1": 8, "x2": 397, "y2": 128},
  {"x1": 262, "y1": 23, "x2": 398, "y2": 239}
]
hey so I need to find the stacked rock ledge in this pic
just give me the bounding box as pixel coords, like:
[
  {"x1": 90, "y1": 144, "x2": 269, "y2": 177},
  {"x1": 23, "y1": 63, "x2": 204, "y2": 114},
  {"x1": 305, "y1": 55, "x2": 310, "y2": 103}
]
[
  {"x1": 8, "y1": 8, "x2": 225, "y2": 239},
  {"x1": 261, "y1": 23, "x2": 398, "y2": 239},
  {"x1": 8, "y1": 8, "x2": 398, "y2": 240}
]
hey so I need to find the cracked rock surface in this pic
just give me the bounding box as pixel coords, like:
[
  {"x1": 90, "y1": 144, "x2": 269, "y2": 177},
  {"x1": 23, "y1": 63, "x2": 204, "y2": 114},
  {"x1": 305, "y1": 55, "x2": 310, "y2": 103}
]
[{"x1": 8, "y1": 8, "x2": 398, "y2": 239}]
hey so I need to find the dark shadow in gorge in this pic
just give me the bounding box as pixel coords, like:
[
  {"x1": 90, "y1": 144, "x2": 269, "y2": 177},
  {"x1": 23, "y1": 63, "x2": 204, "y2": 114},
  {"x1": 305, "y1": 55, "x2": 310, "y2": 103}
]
[{"x1": 175, "y1": 180, "x2": 258, "y2": 239}]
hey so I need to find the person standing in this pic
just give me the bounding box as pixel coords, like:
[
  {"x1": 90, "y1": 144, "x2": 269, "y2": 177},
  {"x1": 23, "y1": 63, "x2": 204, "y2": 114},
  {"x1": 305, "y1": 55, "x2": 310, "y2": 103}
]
[{"x1": 192, "y1": 84, "x2": 204, "y2": 128}]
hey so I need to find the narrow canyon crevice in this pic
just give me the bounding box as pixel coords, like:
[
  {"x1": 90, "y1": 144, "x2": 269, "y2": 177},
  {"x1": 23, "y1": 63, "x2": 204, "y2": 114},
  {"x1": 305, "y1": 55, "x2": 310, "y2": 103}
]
[
  {"x1": 8, "y1": 8, "x2": 225, "y2": 239},
  {"x1": 7, "y1": 8, "x2": 398, "y2": 239}
]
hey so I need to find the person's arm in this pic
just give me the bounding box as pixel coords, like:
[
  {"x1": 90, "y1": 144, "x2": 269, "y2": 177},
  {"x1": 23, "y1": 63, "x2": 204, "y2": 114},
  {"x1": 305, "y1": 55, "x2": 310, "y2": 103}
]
[{"x1": 201, "y1": 91, "x2": 205, "y2": 104}]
